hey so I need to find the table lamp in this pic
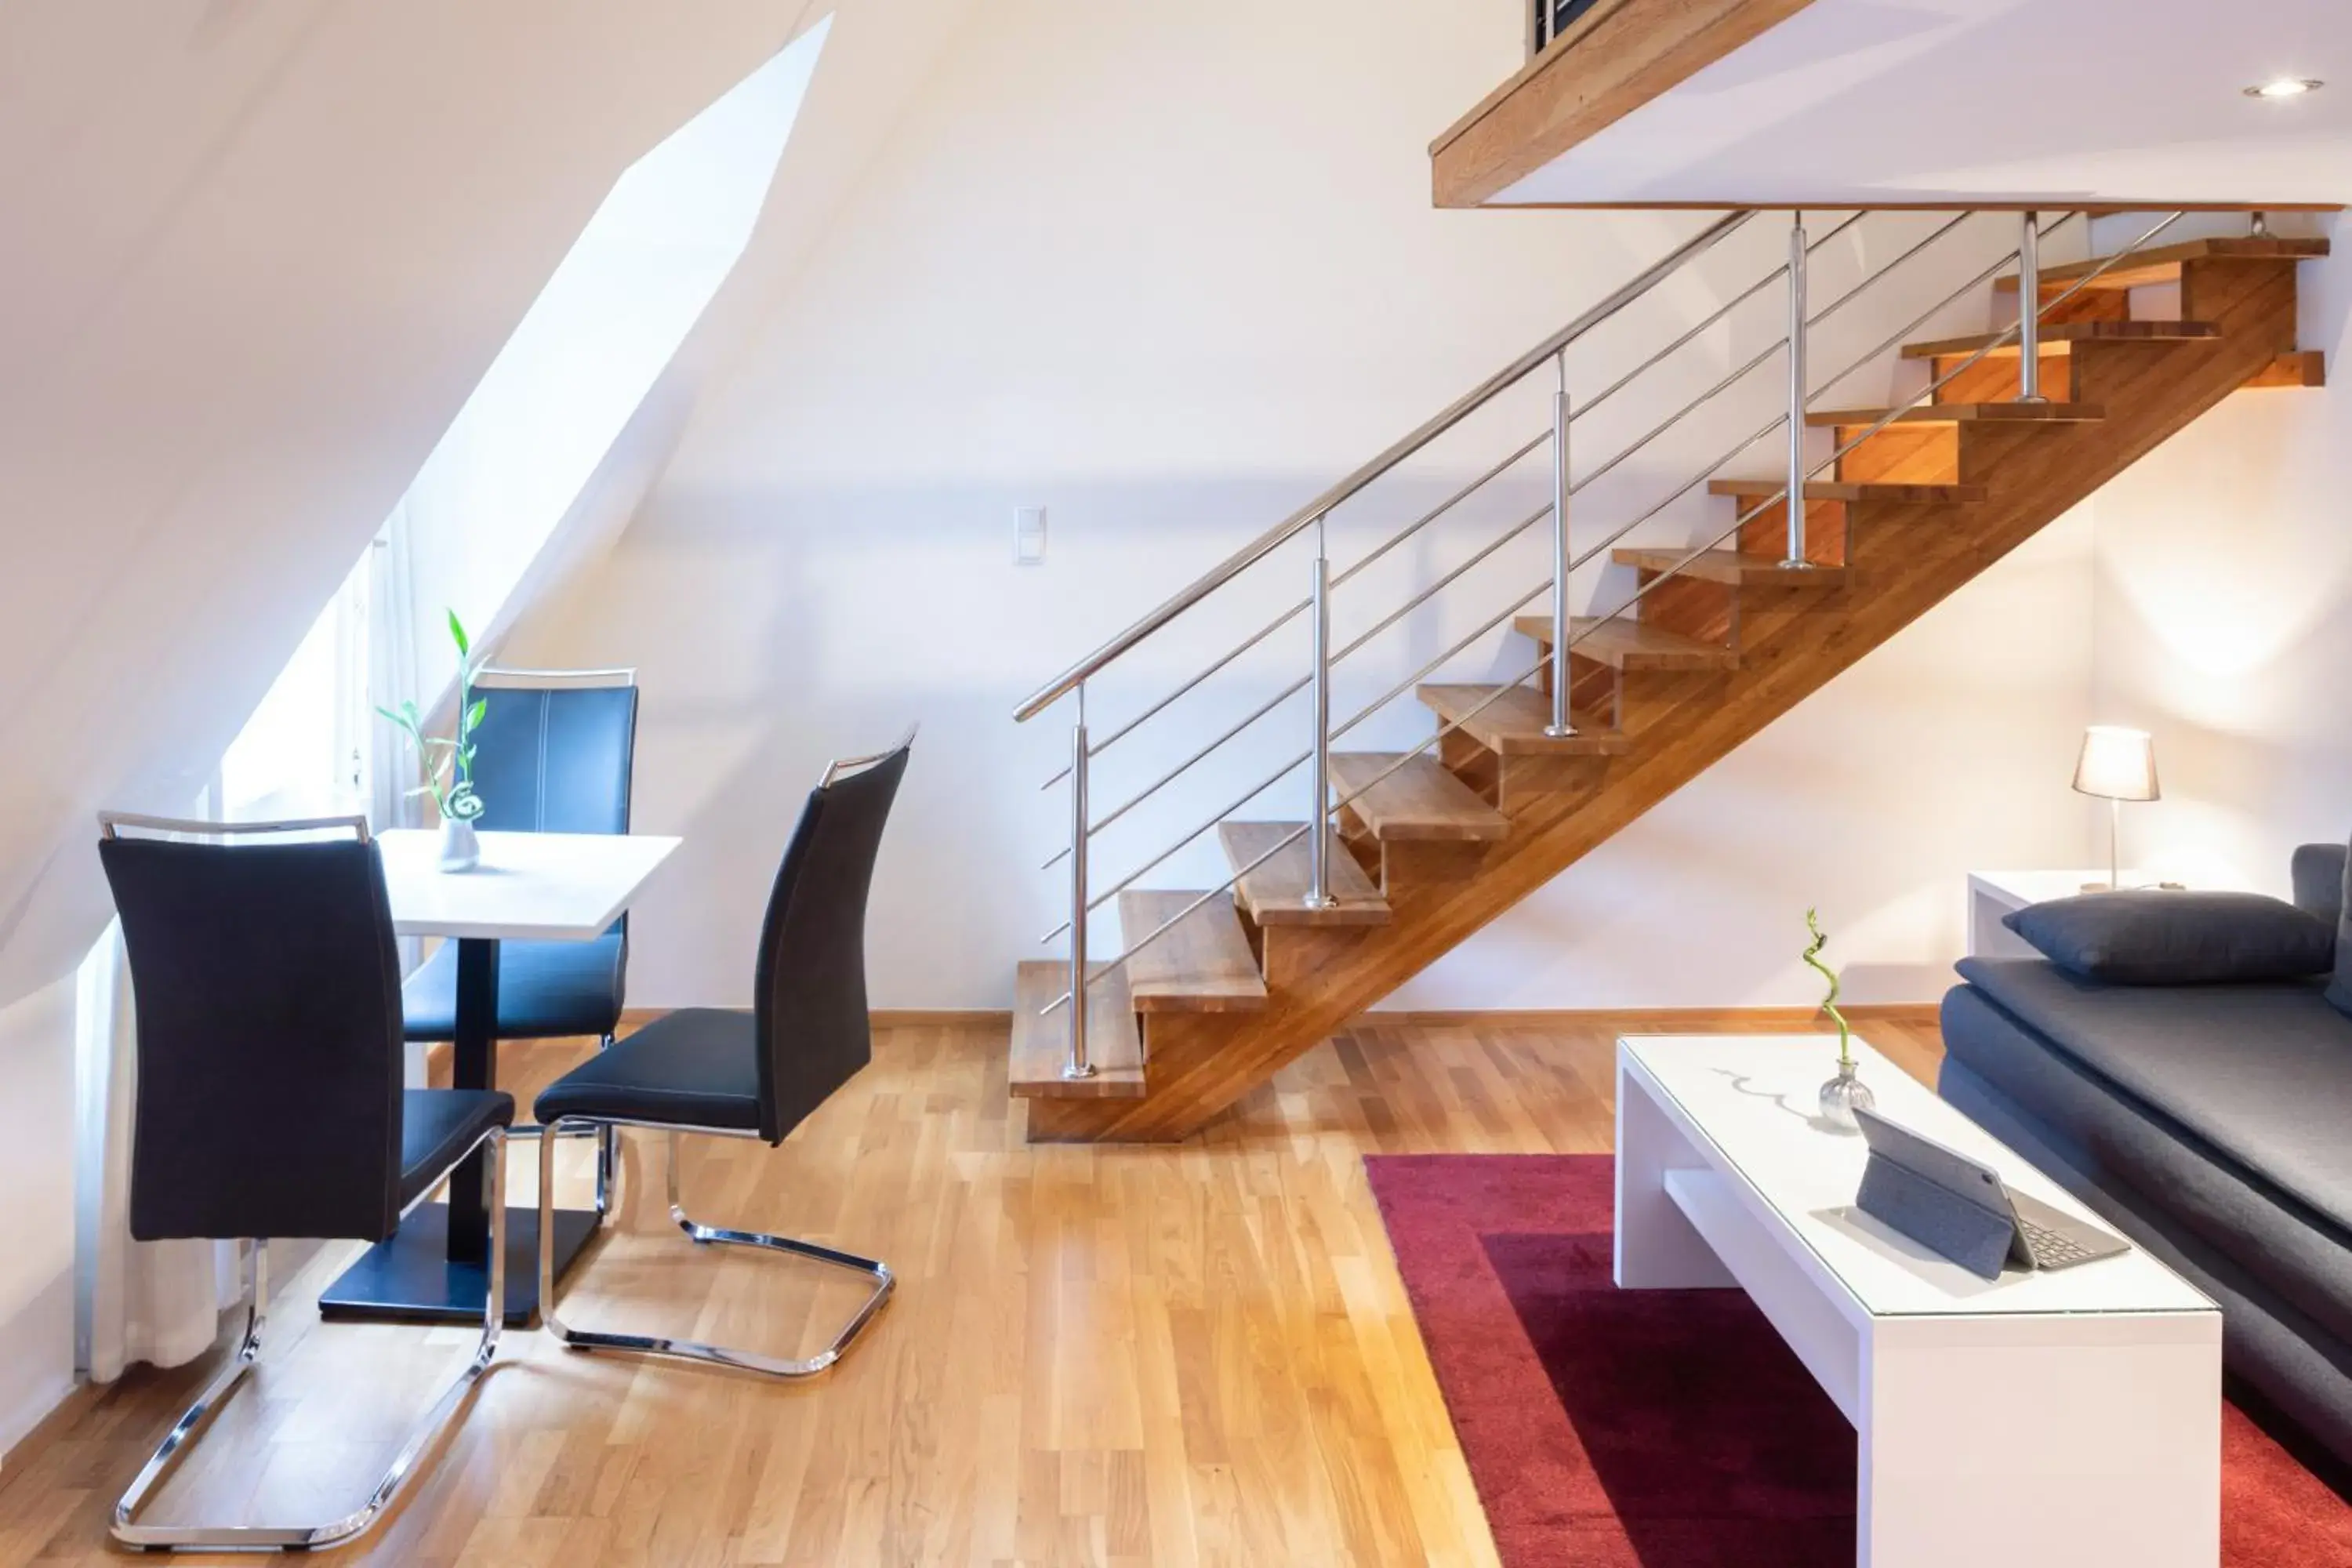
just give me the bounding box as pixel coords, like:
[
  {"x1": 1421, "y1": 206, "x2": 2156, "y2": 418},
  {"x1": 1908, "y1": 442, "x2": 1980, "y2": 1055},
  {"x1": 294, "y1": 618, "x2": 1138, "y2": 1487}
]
[{"x1": 2072, "y1": 725, "x2": 2158, "y2": 891}]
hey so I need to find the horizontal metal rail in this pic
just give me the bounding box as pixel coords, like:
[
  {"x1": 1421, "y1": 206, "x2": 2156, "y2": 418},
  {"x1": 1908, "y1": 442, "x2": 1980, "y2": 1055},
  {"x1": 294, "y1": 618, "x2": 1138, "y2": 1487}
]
[
  {"x1": 1040, "y1": 591, "x2": 1311, "y2": 791},
  {"x1": 1813, "y1": 212, "x2": 2081, "y2": 404},
  {"x1": 1566, "y1": 213, "x2": 1976, "y2": 529},
  {"x1": 1014, "y1": 209, "x2": 1756, "y2": 721},
  {"x1": 1574, "y1": 210, "x2": 1862, "y2": 424},
  {"x1": 1042, "y1": 670, "x2": 1309, "y2": 868},
  {"x1": 1041, "y1": 500, "x2": 1555, "y2": 868},
  {"x1": 1806, "y1": 210, "x2": 2180, "y2": 486},
  {"x1": 1041, "y1": 427, "x2": 1553, "y2": 793},
  {"x1": 1803, "y1": 212, "x2": 1973, "y2": 332},
  {"x1": 1329, "y1": 430, "x2": 1552, "y2": 591}
]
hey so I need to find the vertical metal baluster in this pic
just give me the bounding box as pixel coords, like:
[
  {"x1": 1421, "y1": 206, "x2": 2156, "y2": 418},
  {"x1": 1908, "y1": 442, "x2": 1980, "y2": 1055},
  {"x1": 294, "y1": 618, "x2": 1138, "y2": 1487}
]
[
  {"x1": 2017, "y1": 210, "x2": 2045, "y2": 403},
  {"x1": 1305, "y1": 517, "x2": 1338, "y2": 909},
  {"x1": 1545, "y1": 354, "x2": 1576, "y2": 736},
  {"x1": 1780, "y1": 209, "x2": 1812, "y2": 569},
  {"x1": 1064, "y1": 684, "x2": 1094, "y2": 1080}
]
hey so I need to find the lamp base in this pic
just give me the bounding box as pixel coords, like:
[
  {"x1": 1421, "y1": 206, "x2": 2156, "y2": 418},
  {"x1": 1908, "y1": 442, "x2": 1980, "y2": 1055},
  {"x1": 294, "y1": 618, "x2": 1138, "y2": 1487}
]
[{"x1": 2079, "y1": 880, "x2": 2117, "y2": 894}]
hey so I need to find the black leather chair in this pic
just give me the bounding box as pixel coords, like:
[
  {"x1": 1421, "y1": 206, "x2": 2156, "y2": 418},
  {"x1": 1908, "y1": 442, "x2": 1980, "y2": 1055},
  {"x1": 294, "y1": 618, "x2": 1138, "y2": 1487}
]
[
  {"x1": 533, "y1": 730, "x2": 911, "y2": 1377},
  {"x1": 401, "y1": 669, "x2": 637, "y2": 1207},
  {"x1": 96, "y1": 812, "x2": 514, "y2": 1552}
]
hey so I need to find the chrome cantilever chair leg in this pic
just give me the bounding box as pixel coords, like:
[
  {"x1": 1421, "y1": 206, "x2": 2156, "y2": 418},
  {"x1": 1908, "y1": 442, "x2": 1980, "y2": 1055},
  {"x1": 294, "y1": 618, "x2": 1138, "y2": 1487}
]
[
  {"x1": 594, "y1": 1037, "x2": 618, "y2": 1216},
  {"x1": 538, "y1": 1119, "x2": 893, "y2": 1377},
  {"x1": 110, "y1": 1128, "x2": 510, "y2": 1553}
]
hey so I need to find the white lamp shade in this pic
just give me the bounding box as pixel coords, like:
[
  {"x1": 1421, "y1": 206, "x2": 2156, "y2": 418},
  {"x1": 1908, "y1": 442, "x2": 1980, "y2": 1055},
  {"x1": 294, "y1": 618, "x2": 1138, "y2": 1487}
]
[{"x1": 2072, "y1": 725, "x2": 2159, "y2": 802}]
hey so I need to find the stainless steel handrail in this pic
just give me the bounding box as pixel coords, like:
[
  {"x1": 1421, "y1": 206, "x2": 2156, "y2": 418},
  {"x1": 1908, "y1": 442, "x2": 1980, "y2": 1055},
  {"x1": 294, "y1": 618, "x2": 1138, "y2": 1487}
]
[
  {"x1": 1036, "y1": 223, "x2": 1834, "y2": 979},
  {"x1": 1033, "y1": 206, "x2": 2184, "y2": 1010},
  {"x1": 1040, "y1": 426, "x2": 1553, "y2": 793},
  {"x1": 1035, "y1": 216, "x2": 1972, "y2": 902},
  {"x1": 1041, "y1": 213, "x2": 1951, "y2": 828},
  {"x1": 1012, "y1": 209, "x2": 1757, "y2": 722}
]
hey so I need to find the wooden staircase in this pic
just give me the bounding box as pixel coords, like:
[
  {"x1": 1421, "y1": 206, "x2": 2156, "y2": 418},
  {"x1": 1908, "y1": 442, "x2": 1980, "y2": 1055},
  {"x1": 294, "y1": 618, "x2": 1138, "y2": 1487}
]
[{"x1": 1011, "y1": 231, "x2": 2327, "y2": 1142}]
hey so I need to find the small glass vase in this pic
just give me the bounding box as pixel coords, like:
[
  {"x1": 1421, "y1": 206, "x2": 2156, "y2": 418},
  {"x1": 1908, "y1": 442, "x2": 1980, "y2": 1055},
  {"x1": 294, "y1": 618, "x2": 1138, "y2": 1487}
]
[
  {"x1": 437, "y1": 818, "x2": 481, "y2": 873},
  {"x1": 1818, "y1": 1057, "x2": 1875, "y2": 1132}
]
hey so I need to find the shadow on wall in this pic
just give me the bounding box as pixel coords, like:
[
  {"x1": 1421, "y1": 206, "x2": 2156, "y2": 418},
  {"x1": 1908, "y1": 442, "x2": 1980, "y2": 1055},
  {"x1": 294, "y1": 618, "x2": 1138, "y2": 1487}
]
[{"x1": 2089, "y1": 222, "x2": 2352, "y2": 889}]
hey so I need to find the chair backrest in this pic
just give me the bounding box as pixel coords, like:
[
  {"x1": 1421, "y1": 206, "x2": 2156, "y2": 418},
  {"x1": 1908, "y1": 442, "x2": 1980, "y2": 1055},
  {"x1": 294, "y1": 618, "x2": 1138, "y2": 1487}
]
[
  {"x1": 750, "y1": 732, "x2": 913, "y2": 1144},
  {"x1": 97, "y1": 817, "x2": 405, "y2": 1243},
  {"x1": 466, "y1": 672, "x2": 639, "y2": 836}
]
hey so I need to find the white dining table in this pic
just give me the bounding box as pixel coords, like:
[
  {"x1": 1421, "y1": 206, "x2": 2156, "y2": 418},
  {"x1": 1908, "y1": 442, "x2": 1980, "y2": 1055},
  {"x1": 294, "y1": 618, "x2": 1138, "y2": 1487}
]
[{"x1": 317, "y1": 828, "x2": 681, "y2": 1327}]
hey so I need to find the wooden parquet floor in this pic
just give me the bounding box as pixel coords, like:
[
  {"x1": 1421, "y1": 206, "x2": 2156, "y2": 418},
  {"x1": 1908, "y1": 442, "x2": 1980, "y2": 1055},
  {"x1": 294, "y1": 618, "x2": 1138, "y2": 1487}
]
[{"x1": 0, "y1": 1011, "x2": 1940, "y2": 1566}]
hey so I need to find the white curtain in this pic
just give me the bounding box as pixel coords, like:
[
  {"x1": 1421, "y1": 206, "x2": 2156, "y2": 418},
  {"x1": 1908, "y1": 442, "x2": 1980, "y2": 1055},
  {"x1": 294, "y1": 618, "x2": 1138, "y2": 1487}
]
[
  {"x1": 369, "y1": 503, "x2": 434, "y2": 1087},
  {"x1": 73, "y1": 918, "x2": 235, "y2": 1383},
  {"x1": 367, "y1": 499, "x2": 424, "y2": 846}
]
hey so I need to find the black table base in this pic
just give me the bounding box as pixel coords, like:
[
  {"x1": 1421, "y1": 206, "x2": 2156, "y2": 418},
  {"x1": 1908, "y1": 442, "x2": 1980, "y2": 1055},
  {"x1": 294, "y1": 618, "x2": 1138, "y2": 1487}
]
[{"x1": 318, "y1": 1202, "x2": 602, "y2": 1329}]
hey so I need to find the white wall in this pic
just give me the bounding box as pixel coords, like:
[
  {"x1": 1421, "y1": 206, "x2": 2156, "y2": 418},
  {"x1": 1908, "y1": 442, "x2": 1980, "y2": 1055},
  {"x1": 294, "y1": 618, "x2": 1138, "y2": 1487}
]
[
  {"x1": 509, "y1": 0, "x2": 2100, "y2": 1011},
  {"x1": 2086, "y1": 215, "x2": 2352, "y2": 892},
  {"x1": 0, "y1": 976, "x2": 78, "y2": 1453}
]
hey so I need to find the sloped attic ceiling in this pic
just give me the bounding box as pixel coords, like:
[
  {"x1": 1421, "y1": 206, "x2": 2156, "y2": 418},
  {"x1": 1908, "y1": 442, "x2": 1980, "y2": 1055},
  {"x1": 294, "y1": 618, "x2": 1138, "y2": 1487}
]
[{"x1": 0, "y1": 0, "x2": 822, "y2": 1005}]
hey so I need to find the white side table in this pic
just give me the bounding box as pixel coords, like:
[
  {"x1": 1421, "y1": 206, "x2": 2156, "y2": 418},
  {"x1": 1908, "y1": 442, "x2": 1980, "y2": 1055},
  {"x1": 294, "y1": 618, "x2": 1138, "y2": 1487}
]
[{"x1": 1966, "y1": 869, "x2": 2154, "y2": 958}]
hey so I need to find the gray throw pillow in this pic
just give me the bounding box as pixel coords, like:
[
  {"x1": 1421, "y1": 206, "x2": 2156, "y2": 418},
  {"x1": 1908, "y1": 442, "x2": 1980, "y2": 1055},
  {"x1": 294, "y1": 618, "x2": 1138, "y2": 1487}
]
[
  {"x1": 2328, "y1": 838, "x2": 2352, "y2": 1018},
  {"x1": 2005, "y1": 891, "x2": 2335, "y2": 985}
]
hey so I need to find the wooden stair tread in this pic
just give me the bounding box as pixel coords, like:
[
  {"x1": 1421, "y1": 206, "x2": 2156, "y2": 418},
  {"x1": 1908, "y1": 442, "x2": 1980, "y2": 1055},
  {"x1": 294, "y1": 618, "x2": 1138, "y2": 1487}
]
[
  {"x1": 1613, "y1": 547, "x2": 1850, "y2": 586},
  {"x1": 1806, "y1": 401, "x2": 2103, "y2": 428},
  {"x1": 1115, "y1": 891, "x2": 1268, "y2": 1013},
  {"x1": 1708, "y1": 477, "x2": 1985, "y2": 503},
  {"x1": 2246, "y1": 350, "x2": 2325, "y2": 390},
  {"x1": 1416, "y1": 684, "x2": 1632, "y2": 756},
  {"x1": 1512, "y1": 615, "x2": 1739, "y2": 670},
  {"x1": 1218, "y1": 821, "x2": 1389, "y2": 927},
  {"x1": 1901, "y1": 321, "x2": 2220, "y2": 359},
  {"x1": 1009, "y1": 960, "x2": 1146, "y2": 1099},
  {"x1": 1328, "y1": 753, "x2": 1509, "y2": 841},
  {"x1": 1994, "y1": 236, "x2": 2328, "y2": 294}
]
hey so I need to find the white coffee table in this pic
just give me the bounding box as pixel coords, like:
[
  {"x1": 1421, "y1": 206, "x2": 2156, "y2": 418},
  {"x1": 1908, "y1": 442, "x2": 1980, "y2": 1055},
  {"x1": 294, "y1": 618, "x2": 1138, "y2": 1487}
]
[{"x1": 1616, "y1": 1034, "x2": 2220, "y2": 1567}]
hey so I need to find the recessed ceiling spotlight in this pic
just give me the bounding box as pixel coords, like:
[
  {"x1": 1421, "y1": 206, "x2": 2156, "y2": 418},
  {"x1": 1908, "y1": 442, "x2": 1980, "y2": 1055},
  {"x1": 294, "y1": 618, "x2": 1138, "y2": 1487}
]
[{"x1": 2245, "y1": 78, "x2": 2324, "y2": 99}]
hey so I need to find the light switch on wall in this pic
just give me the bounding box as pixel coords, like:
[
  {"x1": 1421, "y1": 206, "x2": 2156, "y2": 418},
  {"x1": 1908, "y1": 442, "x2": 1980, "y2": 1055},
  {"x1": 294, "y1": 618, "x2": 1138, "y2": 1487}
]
[{"x1": 1014, "y1": 506, "x2": 1047, "y2": 564}]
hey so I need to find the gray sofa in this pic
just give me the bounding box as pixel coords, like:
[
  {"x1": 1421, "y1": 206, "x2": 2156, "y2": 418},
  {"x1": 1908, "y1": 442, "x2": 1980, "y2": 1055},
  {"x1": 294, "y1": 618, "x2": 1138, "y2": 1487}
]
[{"x1": 1939, "y1": 842, "x2": 2352, "y2": 1469}]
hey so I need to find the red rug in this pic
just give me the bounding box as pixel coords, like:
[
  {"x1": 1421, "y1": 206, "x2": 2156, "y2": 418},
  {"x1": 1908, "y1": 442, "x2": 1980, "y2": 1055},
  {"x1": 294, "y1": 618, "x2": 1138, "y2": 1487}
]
[{"x1": 1365, "y1": 1154, "x2": 2352, "y2": 1567}]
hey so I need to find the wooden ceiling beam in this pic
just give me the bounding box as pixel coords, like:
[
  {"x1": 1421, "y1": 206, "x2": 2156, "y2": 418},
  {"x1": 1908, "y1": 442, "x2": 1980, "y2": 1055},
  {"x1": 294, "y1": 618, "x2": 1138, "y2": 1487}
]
[{"x1": 1430, "y1": 0, "x2": 1820, "y2": 209}]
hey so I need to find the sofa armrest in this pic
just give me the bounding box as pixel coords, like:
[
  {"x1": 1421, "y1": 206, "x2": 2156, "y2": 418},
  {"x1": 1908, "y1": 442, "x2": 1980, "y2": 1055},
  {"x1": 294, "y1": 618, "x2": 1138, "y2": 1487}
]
[{"x1": 2292, "y1": 843, "x2": 2347, "y2": 925}]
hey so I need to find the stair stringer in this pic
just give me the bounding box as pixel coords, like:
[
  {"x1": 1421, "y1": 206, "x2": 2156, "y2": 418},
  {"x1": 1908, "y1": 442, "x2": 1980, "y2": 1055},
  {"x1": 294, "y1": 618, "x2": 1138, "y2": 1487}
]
[{"x1": 1025, "y1": 257, "x2": 2303, "y2": 1144}]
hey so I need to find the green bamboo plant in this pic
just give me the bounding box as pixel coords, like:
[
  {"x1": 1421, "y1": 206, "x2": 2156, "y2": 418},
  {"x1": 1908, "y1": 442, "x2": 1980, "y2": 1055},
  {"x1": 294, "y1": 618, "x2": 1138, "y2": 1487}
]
[
  {"x1": 377, "y1": 609, "x2": 488, "y2": 825},
  {"x1": 1802, "y1": 907, "x2": 1853, "y2": 1071}
]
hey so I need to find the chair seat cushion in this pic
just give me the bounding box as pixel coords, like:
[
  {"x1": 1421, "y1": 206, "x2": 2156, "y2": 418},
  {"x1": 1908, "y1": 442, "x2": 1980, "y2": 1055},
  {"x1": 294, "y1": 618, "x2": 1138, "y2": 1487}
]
[
  {"x1": 400, "y1": 1089, "x2": 515, "y2": 1210},
  {"x1": 532, "y1": 1009, "x2": 762, "y2": 1133},
  {"x1": 402, "y1": 932, "x2": 625, "y2": 1042}
]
